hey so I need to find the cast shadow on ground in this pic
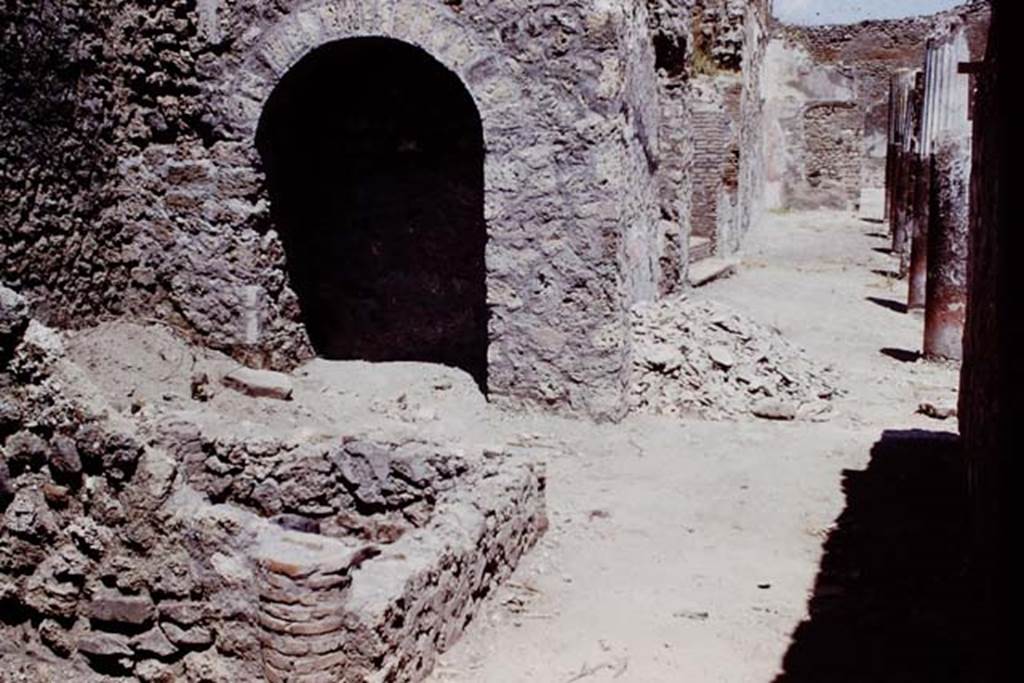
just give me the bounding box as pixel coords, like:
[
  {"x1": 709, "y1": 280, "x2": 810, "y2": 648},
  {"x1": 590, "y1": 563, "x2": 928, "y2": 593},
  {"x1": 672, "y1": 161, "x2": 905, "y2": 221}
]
[
  {"x1": 774, "y1": 430, "x2": 976, "y2": 683},
  {"x1": 872, "y1": 246, "x2": 893, "y2": 255},
  {"x1": 866, "y1": 297, "x2": 908, "y2": 314},
  {"x1": 879, "y1": 347, "x2": 921, "y2": 363},
  {"x1": 871, "y1": 269, "x2": 901, "y2": 279}
]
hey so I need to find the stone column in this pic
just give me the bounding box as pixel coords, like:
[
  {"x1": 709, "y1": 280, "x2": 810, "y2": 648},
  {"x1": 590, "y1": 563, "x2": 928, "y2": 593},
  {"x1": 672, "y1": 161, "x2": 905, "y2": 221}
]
[
  {"x1": 906, "y1": 155, "x2": 931, "y2": 309},
  {"x1": 886, "y1": 69, "x2": 920, "y2": 267},
  {"x1": 923, "y1": 134, "x2": 971, "y2": 359},
  {"x1": 908, "y1": 22, "x2": 971, "y2": 311}
]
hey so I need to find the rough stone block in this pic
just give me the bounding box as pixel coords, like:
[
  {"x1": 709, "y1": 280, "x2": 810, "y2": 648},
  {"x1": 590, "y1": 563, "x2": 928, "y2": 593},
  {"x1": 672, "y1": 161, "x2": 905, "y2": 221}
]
[
  {"x1": 162, "y1": 622, "x2": 214, "y2": 648},
  {"x1": 133, "y1": 627, "x2": 179, "y2": 658},
  {"x1": 78, "y1": 632, "x2": 134, "y2": 658},
  {"x1": 88, "y1": 592, "x2": 156, "y2": 627},
  {"x1": 221, "y1": 367, "x2": 294, "y2": 401}
]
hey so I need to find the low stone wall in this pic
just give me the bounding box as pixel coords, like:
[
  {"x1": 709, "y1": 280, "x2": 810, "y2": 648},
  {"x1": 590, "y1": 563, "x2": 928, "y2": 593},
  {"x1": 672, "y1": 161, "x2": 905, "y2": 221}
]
[{"x1": 0, "y1": 294, "x2": 547, "y2": 682}]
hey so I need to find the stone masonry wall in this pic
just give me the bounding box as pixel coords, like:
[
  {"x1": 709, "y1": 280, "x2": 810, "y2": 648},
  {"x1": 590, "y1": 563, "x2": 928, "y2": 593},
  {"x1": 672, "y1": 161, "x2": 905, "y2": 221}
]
[
  {"x1": 0, "y1": 1, "x2": 162, "y2": 328},
  {"x1": 0, "y1": 296, "x2": 548, "y2": 681},
  {"x1": 686, "y1": 0, "x2": 769, "y2": 257},
  {"x1": 690, "y1": 104, "x2": 732, "y2": 241},
  {"x1": 0, "y1": 0, "x2": 666, "y2": 421},
  {"x1": 643, "y1": 0, "x2": 768, "y2": 289},
  {"x1": 647, "y1": 0, "x2": 696, "y2": 292},
  {"x1": 959, "y1": 0, "x2": 1012, "y2": 677},
  {"x1": 802, "y1": 101, "x2": 864, "y2": 209},
  {"x1": 618, "y1": 1, "x2": 664, "y2": 308},
  {"x1": 645, "y1": 0, "x2": 767, "y2": 265},
  {"x1": 731, "y1": 1, "x2": 769, "y2": 253},
  {"x1": 764, "y1": 1, "x2": 990, "y2": 210}
]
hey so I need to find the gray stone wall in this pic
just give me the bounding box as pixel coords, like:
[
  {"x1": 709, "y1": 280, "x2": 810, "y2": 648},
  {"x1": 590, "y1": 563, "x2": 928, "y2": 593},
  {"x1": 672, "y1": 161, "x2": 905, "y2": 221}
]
[
  {"x1": 644, "y1": 0, "x2": 767, "y2": 277},
  {"x1": 0, "y1": 1, "x2": 157, "y2": 327},
  {"x1": 0, "y1": 0, "x2": 774, "y2": 420},
  {"x1": 647, "y1": 0, "x2": 697, "y2": 290},
  {"x1": 140, "y1": 0, "x2": 666, "y2": 421},
  {"x1": 1, "y1": 0, "x2": 669, "y2": 421},
  {"x1": 679, "y1": 0, "x2": 769, "y2": 257},
  {"x1": 618, "y1": 1, "x2": 664, "y2": 308},
  {"x1": 731, "y1": 2, "x2": 770, "y2": 252}
]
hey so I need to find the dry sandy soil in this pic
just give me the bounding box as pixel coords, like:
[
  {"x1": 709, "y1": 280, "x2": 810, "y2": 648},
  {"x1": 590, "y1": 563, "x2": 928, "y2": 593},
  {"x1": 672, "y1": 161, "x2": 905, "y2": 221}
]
[{"x1": 426, "y1": 210, "x2": 965, "y2": 682}]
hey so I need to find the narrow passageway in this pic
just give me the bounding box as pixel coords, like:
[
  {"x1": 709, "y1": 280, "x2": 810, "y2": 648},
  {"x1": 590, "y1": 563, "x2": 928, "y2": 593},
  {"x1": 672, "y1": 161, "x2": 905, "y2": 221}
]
[
  {"x1": 256, "y1": 37, "x2": 489, "y2": 388},
  {"x1": 429, "y1": 210, "x2": 961, "y2": 682}
]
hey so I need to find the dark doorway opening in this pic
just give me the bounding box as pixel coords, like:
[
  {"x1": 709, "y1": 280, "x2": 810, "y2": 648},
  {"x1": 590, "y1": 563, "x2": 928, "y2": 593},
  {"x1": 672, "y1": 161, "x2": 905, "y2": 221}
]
[{"x1": 256, "y1": 38, "x2": 488, "y2": 389}]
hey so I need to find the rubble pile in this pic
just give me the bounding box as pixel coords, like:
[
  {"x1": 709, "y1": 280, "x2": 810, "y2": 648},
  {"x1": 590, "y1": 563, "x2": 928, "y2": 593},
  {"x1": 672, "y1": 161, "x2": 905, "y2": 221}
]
[{"x1": 630, "y1": 295, "x2": 842, "y2": 420}]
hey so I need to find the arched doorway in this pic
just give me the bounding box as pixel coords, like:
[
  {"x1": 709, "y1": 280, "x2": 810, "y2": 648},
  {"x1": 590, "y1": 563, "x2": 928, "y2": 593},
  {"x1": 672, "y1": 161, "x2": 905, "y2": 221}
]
[{"x1": 256, "y1": 38, "x2": 488, "y2": 389}]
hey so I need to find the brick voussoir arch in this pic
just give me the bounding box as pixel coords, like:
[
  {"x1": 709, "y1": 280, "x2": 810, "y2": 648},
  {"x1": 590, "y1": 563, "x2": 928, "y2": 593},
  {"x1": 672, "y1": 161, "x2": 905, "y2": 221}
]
[{"x1": 223, "y1": 0, "x2": 504, "y2": 147}]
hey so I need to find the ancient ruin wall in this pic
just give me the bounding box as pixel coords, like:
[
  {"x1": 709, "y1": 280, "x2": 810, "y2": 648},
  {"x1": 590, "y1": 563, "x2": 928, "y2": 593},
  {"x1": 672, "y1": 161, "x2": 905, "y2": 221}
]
[
  {"x1": 959, "y1": 0, "x2": 1012, "y2": 675},
  {"x1": 0, "y1": 0, "x2": 666, "y2": 421},
  {"x1": 763, "y1": 1, "x2": 990, "y2": 210},
  {"x1": 0, "y1": 297, "x2": 548, "y2": 681},
  {"x1": 693, "y1": 0, "x2": 769, "y2": 257},
  {"x1": 690, "y1": 99, "x2": 734, "y2": 243},
  {"x1": 647, "y1": 0, "x2": 697, "y2": 291},
  {"x1": 728, "y1": 0, "x2": 770, "y2": 253},
  {"x1": 0, "y1": 1, "x2": 156, "y2": 328},
  {"x1": 618, "y1": 1, "x2": 665, "y2": 308},
  {"x1": 801, "y1": 101, "x2": 864, "y2": 208},
  {"x1": 650, "y1": 0, "x2": 768, "y2": 260}
]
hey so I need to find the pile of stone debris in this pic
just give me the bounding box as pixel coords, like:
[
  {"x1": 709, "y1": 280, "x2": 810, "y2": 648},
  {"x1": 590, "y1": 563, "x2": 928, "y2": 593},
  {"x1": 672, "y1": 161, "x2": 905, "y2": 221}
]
[{"x1": 630, "y1": 295, "x2": 841, "y2": 421}]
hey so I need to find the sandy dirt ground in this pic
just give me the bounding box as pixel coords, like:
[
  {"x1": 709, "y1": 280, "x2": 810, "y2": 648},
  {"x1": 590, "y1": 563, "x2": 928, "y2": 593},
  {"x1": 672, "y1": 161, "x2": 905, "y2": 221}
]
[{"x1": 424, "y1": 210, "x2": 963, "y2": 682}]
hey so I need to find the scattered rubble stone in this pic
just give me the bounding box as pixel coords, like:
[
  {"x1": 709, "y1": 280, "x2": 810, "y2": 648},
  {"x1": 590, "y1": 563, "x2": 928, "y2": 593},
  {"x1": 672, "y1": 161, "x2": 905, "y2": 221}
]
[
  {"x1": 49, "y1": 434, "x2": 83, "y2": 479},
  {"x1": 162, "y1": 622, "x2": 213, "y2": 649},
  {"x1": 190, "y1": 372, "x2": 214, "y2": 402},
  {"x1": 221, "y1": 367, "x2": 294, "y2": 401},
  {"x1": 0, "y1": 397, "x2": 22, "y2": 435},
  {"x1": 5, "y1": 430, "x2": 49, "y2": 473},
  {"x1": 38, "y1": 619, "x2": 74, "y2": 657},
  {"x1": 135, "y1": 659, "x2": 177, "y2": 683},
  {"x1": 0, "y1": 284, "x2": 29, "y2": 357},
  {"x1": 0, "y1": 459, "x2": 13, "y2": 506},
  {"x1": 159, "y1": 600, "x2": 208, "y2": 627},
  {"x1": 918, "y1": 399, "x2": 958, "y2": 420},
  {"x1": 4, "y1": 486, "x2": 57, "y2": 539},
  {"x1": 751, "y1": 398, "x2": 798, "y2": 421},
  {"x1": 631, "y1": 296, "x2": 841, "y2": 420}
]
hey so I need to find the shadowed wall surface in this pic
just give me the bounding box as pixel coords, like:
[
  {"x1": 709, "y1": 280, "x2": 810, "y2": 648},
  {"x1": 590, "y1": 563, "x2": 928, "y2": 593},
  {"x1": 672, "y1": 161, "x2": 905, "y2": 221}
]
[
  {"x1": 257, "y1": 38, "x2": 488, "y2": 388},
  {"x1": 960, "y1": 0, "x2": 1012, "y2": 677}
]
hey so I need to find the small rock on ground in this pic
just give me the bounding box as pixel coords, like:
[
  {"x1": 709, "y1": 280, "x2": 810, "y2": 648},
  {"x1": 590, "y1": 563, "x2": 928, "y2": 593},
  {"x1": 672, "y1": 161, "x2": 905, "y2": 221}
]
[{"x1": 221, "y1": 367, "x2": 294, "y2": 401}]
